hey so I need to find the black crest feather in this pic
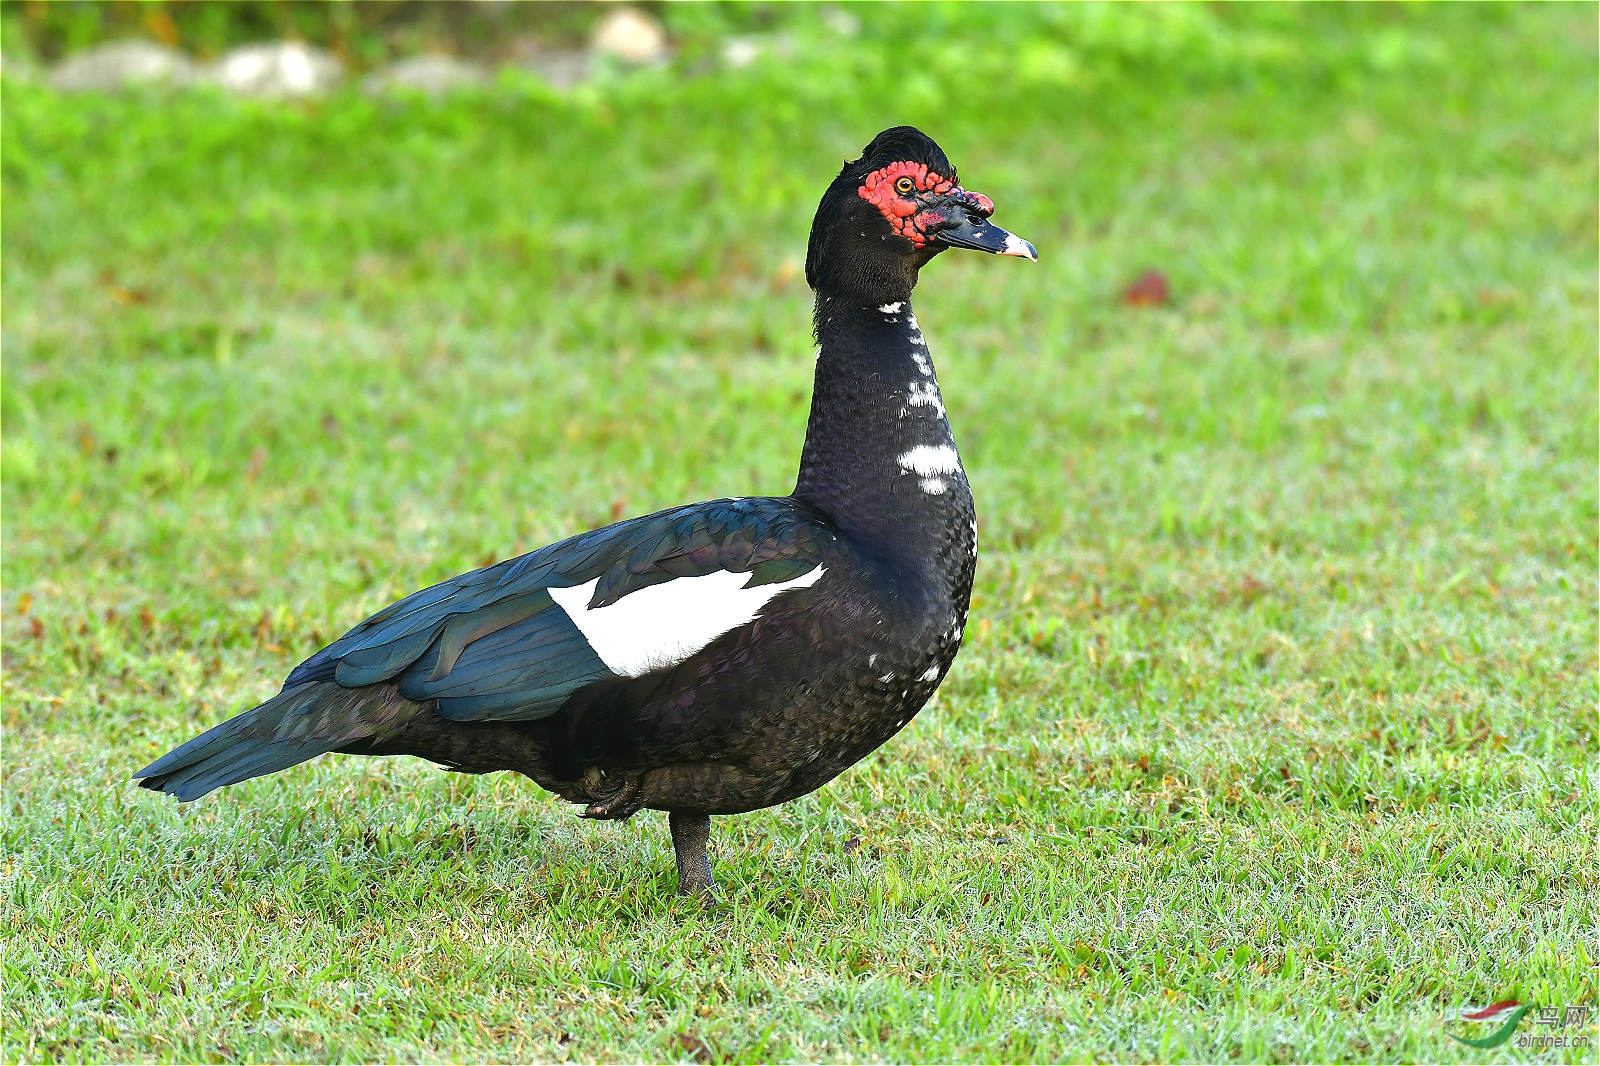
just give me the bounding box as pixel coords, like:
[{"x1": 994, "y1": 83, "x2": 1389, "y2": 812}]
[{"x1": 856, "y1": 126, "x2": 955, "y2": 180}]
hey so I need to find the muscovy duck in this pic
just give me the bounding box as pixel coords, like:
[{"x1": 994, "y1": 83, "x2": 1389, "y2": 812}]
[{"x1": 136, "y1": 126, "x2": 1035, "y2": 897}]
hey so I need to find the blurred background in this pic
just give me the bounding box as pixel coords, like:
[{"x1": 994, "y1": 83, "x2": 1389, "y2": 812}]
[{"x1": 3, "y1": 3, "x2": 1596, "y2": 1063}]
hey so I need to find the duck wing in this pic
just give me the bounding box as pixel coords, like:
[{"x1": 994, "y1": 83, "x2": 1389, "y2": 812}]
[{"x1": 283, "y1": 497, "x2": 835, "y2": 722}]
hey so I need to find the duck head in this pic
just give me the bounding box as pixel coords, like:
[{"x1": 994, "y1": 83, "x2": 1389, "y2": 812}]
[{"x1": 805, "y1": 126, "x2": 1035, "y2": 301}]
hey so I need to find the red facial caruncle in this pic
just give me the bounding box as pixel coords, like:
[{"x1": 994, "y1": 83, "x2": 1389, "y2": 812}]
[{"x1": 857, "y1": 160, "x2": 994, "y2": 248}]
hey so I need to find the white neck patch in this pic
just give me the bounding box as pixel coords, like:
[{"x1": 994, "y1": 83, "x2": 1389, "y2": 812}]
[
  {"x1": 903, "y1": 380, "x2": 945, "y2": 418},
  {"x1": 898, "y1": 444, "x2": 962, "y2": 478},
  {"x1": 548, "y1": 566, "x2": 826, "y2": 678},
  {"x1": 898, "y1": 444, "x2": 963, "y2": 497}
]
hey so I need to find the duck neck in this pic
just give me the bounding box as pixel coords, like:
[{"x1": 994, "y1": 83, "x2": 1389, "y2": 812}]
[{"x1": 793, "y1": 294, "x2": 973, "y2": 555}]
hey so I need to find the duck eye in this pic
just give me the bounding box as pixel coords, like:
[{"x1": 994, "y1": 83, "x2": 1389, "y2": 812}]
[{"x1": 894, "y1": 176, "x2": 916, "y2": 196}]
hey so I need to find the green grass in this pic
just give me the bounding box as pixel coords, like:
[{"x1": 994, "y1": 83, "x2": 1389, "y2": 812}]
[{"x1": 3, "y1": 4, "x2": 1596, "y2": 1062}]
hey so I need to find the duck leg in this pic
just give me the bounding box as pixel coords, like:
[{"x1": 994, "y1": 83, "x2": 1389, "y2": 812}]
[{"x1": 669, "y1": 811, "x2": 715, "y2": 897}]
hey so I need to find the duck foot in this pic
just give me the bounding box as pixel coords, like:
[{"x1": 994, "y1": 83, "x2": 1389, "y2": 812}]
[
  {"x1": 580, "y1": 774, "x2": 642, "y2": 820},
  {"x1": 669, "y1": 811, "x2": 716, "y2": 898}
]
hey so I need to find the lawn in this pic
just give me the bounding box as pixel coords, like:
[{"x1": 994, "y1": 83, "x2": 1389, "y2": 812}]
[{"x1": 2, "y1": 4, "x2": 1596, "y2": 1062}]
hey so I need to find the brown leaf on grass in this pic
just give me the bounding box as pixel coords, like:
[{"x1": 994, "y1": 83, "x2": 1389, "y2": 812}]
[
  {"x1": 28, "y1": 617, "x2": 44, "y2": 640},
  {"x1": 670, "y1": 1031, "x2": 714, "y2": 1064},
  {"x1": 98, "y1": 270, "x2": 151, "y2": 306},
  {"x1": 611, "y1": 498, "x2": 627, "y2": 521},
  {"x1": 1121, "y1": 269, "x2": 1171, "y2": 308},
  {"x1": 111, "y1": 285, "x2": 150, "y2": 305}
]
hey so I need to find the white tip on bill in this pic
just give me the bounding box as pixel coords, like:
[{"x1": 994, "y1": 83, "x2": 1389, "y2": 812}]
[{"x1": 1000, "y1": 232, "x2": 1038, "y2": 261}]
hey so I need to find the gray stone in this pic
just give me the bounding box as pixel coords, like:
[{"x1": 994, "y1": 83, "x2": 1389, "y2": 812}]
[
  {"x1": 362, "y1": 55, "x2": 488, "y2": 96},
  {"x1": 720, "y1": 34, "x2": 796, "y2": 71},
  {"x1": 210, "y1": 42, "x2": 342, "y2": 98},
  {"x1": 822, "y1": 7, "x2": 861, "y2": 38},
  {"x1": 48, "y1": 41, "x2": 196, "y2": 92},
  {"x1": 517, "y1": 44, "x2": 594, "y2": 90}
]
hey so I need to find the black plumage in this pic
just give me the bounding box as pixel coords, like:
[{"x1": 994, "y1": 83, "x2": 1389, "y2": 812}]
[{"x1": 136, "y1": 126, "x2": 1036, "y2": 897}]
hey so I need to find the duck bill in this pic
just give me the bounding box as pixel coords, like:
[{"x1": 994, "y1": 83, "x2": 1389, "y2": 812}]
[{"x1": 936, "y1": 215, "x2": 1037, "y2": 261}]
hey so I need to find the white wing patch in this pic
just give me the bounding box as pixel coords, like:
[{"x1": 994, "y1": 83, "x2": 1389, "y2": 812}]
[{"x1": 548, "y1": 566, "x2": 825, "y2": 678}]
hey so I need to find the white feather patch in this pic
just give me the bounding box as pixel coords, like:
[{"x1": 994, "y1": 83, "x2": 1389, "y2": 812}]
[
  {"x1": 898, "y1": 444, "x2": 962, "y2": 478},
  {"x1": 904, "y1": 380, "x2": 945, "y2": 418},
  {"x1": 549, "y1": 566, "x2": 825, "y2": 677}
]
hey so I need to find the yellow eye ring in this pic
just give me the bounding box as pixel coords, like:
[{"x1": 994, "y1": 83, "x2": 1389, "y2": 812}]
[{"x1": 894, "y1": 176, "x2": 916, "y2": 196}]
